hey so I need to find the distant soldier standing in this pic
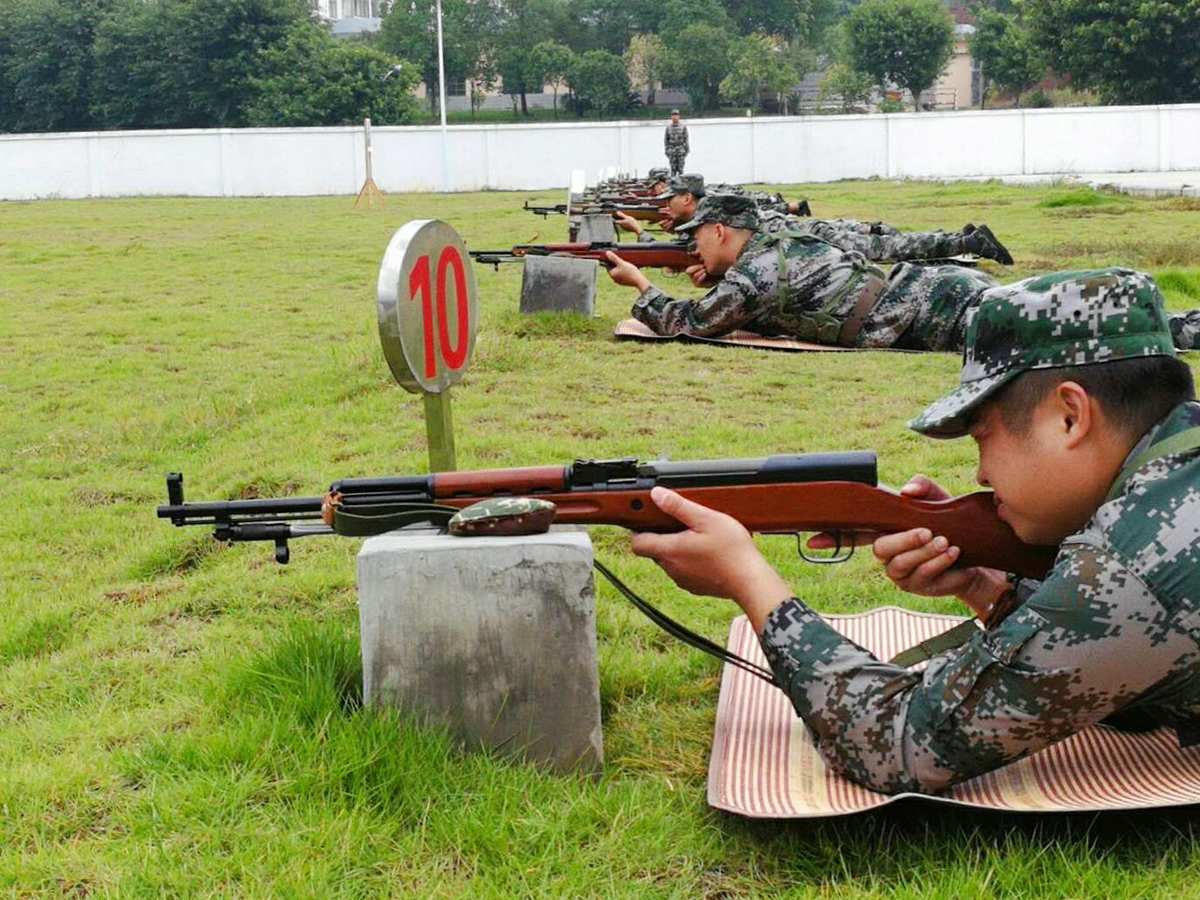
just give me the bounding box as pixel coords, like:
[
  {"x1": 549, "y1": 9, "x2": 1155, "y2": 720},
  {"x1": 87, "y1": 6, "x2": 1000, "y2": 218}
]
[{"x1": 664, "y1": 109, "x2": 689, "y2": 176}]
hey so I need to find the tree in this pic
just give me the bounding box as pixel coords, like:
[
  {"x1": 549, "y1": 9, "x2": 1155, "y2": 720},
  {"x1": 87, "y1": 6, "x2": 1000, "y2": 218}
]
[
  {"x1": 1025, "y1": 0, "x2": 1200, "y2": 105},
  {"x1": 90, "y1": 0, "x2": 307, "y2": 129},
  {"x1": 970, "y1": 8, "x2": 1044, "y2": 108},
  {"x1": 1, "y1": 0, "x2": 121, "y2": 133},
  {"x1": 719, "y1": 33, "x2": 800, "y2": 112},
  {"x1": 721, "y1": 0, "x2": 838, "y2": 43},
  {"x1": 844, "y1": 0, "x2": 954, "y2": 111},
  {"x1": 529, "y1": 39, "x2": 574, "y2": 117},
  {"x1": 818, "y1": 61, "x2": 874, "y2": 112},
  {"x1": 661, "y1": 22, "x2": 733, "y2": 112},
  {"x1": 244, "y1": 24, "x2": 420, "y2": 126},
  {"x1": 562, "y1": 0, "x2": 662, "y2": 55},
  {"x1": 624, "y1": 33, "x2": 665, "y2": 107},
  {"x1": 567, "y1": 48, "x2": 630, "y2": 116},
  {"x1": 379, "y1": 0, "x2": 498, "y2": 114},
  {"x1": 494, "y1": 0, "x2": 567, "y2": 115}
]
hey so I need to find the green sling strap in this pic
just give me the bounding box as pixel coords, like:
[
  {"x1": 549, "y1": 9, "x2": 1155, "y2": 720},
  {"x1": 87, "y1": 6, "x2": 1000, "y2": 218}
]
[
  {"x1": 331, "y1": 503, "x2": 460, "y2": 537},
  {"x1": 889, "y1": 425, "x2": 1200, "y2": 668}
]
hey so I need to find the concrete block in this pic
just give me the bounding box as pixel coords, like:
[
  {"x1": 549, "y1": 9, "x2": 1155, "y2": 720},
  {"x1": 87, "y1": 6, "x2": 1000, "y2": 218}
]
[
  {"x1": 576, "y1": 213, "x2": 617, "y2": 243},
  {"x1": 519, "y1": 255, "x2": 597, "y2": 316},
  {"x1": 357, "y1": 528, "x2": 602, "y2": 774}
]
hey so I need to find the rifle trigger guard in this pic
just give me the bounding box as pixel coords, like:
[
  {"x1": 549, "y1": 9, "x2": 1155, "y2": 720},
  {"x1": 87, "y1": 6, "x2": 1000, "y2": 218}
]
[{"x1": 796, "y1": 531, "x2": 854, "y2": 565}]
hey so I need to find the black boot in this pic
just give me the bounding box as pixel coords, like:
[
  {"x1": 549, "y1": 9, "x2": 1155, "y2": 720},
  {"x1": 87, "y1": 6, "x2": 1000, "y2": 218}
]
[{"x1": 962, "y1": 224, "x2": 1013, "y2": 265}]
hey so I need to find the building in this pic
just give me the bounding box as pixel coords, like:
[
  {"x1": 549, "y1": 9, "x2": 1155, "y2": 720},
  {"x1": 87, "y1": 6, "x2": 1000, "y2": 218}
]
[{"x1": 311, "y1": 0, "x2": 384, "y2": 36}]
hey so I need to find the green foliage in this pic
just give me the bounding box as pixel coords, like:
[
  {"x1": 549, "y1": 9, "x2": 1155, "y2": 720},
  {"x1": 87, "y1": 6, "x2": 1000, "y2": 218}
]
[
  {"x1": 561, "y1": 0, "x2": 663, "y2": 55},
  {"x1": 819, "y1": 61, "x2": 874, "y2": 112},
  {"x1": 1036, "y1": 188, "x2": 1122, "y2": 209},
  {"x1": 567, "y1": 48, "x2": 632, "y2": 116},
  {"x1": 379, "y1": 0, "x2": 498, "y2": 113},
  {"x1": 529, "y1": 39, "x2": 575, "y2": 116},
  {"x1": 844, "y1": 0, "x2": 954, "y2": 111},
  {"x1": 971, "y1": 8, "x2": 1045, "y2": 107},
  {"x1": 659, "y1": 0, "x2": 731, "y2": 36},
  {"x1": 494, "y1": 0, "x2": 568, "y2": 114},
  {"x1": 724, "y1": 0, "x2": 839, "y2": 43},
  {"x1": 1026, "y1": 0, "x2": 1200, "y2": 106},
  {"x1": 90, "y1": 0, "x2": 309, "y2": 129},
  {"x1": 244, "y1": 25, "x2": 419, "y2": 126},
  {"x1": 624, "y1": 32, "x2": 666, "y2": 106},
  {"x1": 661, "y1": 22, "x2": 733, "y2": 112},
  {"x1": 0, "y1": 0, "x2": 119, "y2": 133},
  {"x1": 720, "y1": 33, "x2": 800, "y2": 112}
]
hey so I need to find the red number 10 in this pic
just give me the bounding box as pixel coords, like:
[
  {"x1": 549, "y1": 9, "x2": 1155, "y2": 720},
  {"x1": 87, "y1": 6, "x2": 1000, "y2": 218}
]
[{"x1": 408, "y1": 247, "x2": 470, "y2": 379}]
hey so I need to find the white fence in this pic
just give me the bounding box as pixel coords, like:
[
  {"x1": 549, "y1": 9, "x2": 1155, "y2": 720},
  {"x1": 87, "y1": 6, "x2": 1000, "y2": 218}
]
[{"x1": 2, "y1": 104, "x2": 1199, "y2": 200}]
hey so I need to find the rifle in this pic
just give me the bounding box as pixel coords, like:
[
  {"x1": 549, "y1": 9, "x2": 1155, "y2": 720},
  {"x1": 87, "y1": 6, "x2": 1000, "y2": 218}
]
[
  {"x1": 469, "y1": 241, "x2": 696, "y2": 271},
  {"x1": 156, "y1": 452, "x2": 1055, "y2": 578},
  {"x1": 157, "y1": 452, "x2": 1057, "y2": 682},
  {"x1": 523, "y1": 200, "x2": 668, "y2": 222}
]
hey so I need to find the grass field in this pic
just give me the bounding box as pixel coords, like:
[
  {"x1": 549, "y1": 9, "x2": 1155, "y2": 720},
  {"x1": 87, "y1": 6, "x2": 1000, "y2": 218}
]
[{"x1": 2, "y1": 180, "x2": 1200, "y2": 896}]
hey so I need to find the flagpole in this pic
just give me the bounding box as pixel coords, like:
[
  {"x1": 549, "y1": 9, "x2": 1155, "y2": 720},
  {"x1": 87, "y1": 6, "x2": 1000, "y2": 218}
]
[{"x1": 435, "y1": 0, "x2": 449, "y2": 193}]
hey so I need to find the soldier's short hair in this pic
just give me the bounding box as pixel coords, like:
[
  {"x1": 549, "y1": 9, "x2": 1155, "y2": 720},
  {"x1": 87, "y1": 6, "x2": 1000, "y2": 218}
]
[{"x1": 991, "y1": 356, "x2": 1196, "y2": 439}]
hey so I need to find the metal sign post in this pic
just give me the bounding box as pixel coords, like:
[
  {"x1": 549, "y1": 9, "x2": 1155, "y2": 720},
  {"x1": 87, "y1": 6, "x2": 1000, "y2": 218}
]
[
  {"x1": 355, "y1": 117, "x2": 386, "y2": 208},
  {"x1": 376, "y1": 220, "x2": 479, "y2": 472}
]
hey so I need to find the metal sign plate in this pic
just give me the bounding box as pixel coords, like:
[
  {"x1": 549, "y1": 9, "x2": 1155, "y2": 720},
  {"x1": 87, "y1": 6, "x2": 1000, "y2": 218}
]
[{"x1": 377, "y1": 219, "x2": 479, "y2": 394}]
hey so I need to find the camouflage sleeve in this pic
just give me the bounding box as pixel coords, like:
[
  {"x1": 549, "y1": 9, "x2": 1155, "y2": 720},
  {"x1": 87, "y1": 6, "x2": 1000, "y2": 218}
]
[
  {"x1": 759, "y1": 543, "x2": 1190, "y2": 794},
  {"x1": 631, "y1": 268, "x2": 764, "y2": 336},
  {"x1": 682, "y1": 126, "x2": 689, "y2": 154}
]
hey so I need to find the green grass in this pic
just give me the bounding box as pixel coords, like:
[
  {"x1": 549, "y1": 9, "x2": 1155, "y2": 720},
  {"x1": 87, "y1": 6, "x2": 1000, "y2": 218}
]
[
  {"x1": 2, "y1": 181, "x2": 1200, "y2": 895},
  {"x1": 1036, "y1": 187, "x2": 1125, "y2": 208}
]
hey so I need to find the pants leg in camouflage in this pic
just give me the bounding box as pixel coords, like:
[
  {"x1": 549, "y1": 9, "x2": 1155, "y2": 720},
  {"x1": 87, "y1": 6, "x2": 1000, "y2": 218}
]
[
  {"x1": 882, "y1": 263, "x2": 1000, "y2": 351},
  {"x1": 667, "y1": 153, "x2": 686, "y2": 176},
  {"x1": 808, "y1": 219, "x2": 966, "y2": 262}
]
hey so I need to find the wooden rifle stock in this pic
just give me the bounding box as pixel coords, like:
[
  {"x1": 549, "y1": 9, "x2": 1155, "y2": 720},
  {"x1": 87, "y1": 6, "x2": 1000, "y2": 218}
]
[{"x1": 423, "y1": 475, "x2": 1055, "y2": 579}]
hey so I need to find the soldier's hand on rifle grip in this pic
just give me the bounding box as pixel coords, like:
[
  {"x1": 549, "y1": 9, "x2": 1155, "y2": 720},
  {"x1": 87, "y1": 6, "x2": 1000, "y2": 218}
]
[
  {"x1": 613, "y1": 212, "x2": 643, "y2": 237},
  {"x1": 630, "y1": 487, "x2": 793, "y2": 633},
  {"x1": 604, "y1": 251, "x2": 651, "y2": 293},
  {"x1": 865, "y1": 475, "x2": 1011, "y2": 620}
]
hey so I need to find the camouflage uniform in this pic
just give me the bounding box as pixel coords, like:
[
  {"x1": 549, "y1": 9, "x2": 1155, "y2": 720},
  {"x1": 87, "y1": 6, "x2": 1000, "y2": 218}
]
[
  {"x1": 759, "y1": 273, "x2": 1200, "y2": 794},
  {"x1": 633, "y1": 195, "x2": 1200, "y2": 351},
  {"x1": 664, "y1": 121, "x2": 689, "y2": 176},
  {"x1": 760, "y1": 209, "x2": 982, "y2": 263},
  {"x1": 633, "y1": 195, "x2": 997, "y2": 349},
  {"x1": 671, "y1": 174, "x2": 791, "y2": 215}
]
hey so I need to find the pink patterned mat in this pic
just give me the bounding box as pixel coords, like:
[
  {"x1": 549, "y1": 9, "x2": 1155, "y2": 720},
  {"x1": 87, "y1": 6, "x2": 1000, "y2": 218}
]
[
  {"x1": 709, "y1": 609, "x2": 1200, "y2": 818},
  {"x1": 614, "y1": 318, "x2": 856, "y2": 352}
]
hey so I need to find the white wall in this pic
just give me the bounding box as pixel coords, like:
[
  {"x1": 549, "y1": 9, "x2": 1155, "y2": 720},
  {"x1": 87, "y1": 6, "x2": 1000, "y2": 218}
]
[{"x1": 2, "y1": 104, "x2": 1199, "y2": 200}]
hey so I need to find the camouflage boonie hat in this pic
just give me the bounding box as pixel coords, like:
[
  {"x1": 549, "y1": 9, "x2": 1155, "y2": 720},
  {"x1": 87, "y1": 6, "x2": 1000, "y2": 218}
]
[
  {"x1": 669, "y1": 174, "x2": 706, "y2": 197},
  {"x1": 910, "y1": 268, "x2": 1177, "y2": 438},
  {"x1": 647, "y1": 167, "x2": 669, "y2": 180},
  {"x1": 674, "y1": 193, "x2": 761, "y2": 234}
]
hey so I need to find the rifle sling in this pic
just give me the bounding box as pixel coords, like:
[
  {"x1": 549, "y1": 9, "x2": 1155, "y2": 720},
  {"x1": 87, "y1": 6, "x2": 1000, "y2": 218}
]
[
  {"x1": 593, "y1": 559, "x2": 779, "y2": 686},
  {"x1": 890, "y1": 425, "x2": 1200, "y2": 668}
]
